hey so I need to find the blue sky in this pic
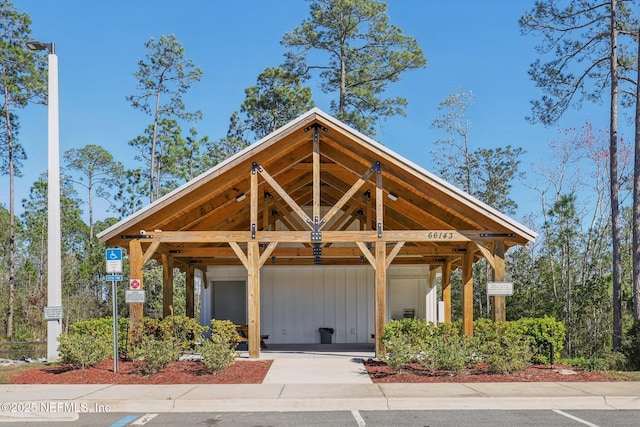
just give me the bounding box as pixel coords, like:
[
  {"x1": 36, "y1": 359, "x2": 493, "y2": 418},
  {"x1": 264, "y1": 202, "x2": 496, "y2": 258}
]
[{"x1": 5, "y1": 0, "x2": 633, "y2": 227}]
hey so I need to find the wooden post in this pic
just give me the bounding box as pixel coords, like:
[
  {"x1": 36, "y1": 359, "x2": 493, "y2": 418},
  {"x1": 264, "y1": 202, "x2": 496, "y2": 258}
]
[
  {"x1": 186, "y1": 264, "x2": 194, "y2": 318},
  {"x1": 161, "y1": 254, "x2": 174, "y2": 318},
  {"x1": 491, "y1": 240, "x2": 506, "y2": 322},
  {"x1": 129, "y1": 240, "x2": 143, "y2": 344},
  {"x1": 247, "y1": 164, "x2": 261, "y2": 358},
  {"x1": 426, "y1": 267, "x2": 438, "y2": 323},
  {"x1": 313, "y1": 128, "x2": 320, "y2": 222},
  {"x1": 247, "y1": 241, "x2": 260, "y2": 358},
  {"x1": 442, "y1": 259, "x2": 452, "y2": 323},
  {"x1": 462, "y1": 246, "x2": 474, "y2": 336},
  {"x1": 374, "y1": 241, "x2": 386, "y2": 357},
  {"x1": 374, "y1": 164, "x2": 386, "y2": 356}
]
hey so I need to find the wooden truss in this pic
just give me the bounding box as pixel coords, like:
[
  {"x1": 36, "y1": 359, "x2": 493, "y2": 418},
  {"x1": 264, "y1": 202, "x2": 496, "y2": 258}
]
[{"x1": 100, "y1": 110, "x2": 533, "y2": 358}]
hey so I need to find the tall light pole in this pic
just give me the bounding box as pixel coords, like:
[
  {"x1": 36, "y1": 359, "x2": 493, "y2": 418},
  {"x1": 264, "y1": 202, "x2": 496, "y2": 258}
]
[{"x1": 26, "y1": 41, "x2": 62, "y2": 362}]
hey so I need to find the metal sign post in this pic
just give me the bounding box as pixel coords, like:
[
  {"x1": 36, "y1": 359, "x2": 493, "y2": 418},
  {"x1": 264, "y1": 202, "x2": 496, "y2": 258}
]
[
  {"x1": 112, "y1": 279, "x2": 118, "y2": 373},
  {"x1": 105, "y1": 248, "x2": 123, "y2": 373}
]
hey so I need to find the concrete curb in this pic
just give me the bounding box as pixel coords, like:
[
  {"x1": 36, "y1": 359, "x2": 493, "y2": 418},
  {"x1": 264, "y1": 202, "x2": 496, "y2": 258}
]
[{"x1": 1, "y1": 382, "x2": 639, "y2": 415}]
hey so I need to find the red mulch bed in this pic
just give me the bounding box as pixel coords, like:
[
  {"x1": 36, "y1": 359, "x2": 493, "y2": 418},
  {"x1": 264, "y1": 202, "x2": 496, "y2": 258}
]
[
  {"x1": 9, "y1": 359, "x2": 272, "y2": 385},
  {"x1": 363, "y1": 359, "x2": 618, "y2": 383},
  {"x1": 9, "y1": 359, "x2": 617, "y2": 385}
]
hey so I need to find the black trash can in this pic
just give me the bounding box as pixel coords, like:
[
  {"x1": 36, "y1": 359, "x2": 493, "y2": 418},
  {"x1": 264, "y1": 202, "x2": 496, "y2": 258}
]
[{"x1": 319, "y1": 327, "x2": 334, "y2": 344}]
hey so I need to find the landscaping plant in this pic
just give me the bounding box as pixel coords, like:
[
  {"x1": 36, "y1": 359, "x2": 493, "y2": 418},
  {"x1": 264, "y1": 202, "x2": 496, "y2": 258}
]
[
  {"x1": 133, "y1": 335, "x2": 180, "y2": 376},
  {"x1": 57, "y1": 333, "x2": 111, "y2": 369}
]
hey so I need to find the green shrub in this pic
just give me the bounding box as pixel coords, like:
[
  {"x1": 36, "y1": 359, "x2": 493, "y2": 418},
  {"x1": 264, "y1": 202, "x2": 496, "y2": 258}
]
[
  {"x1": 381, "y1": 317, "x2": 563, "y2": 375},
  {"x1": 159, "y1": 315, "x2": 207, "y2": 350},
  {"x1": 210, "y1": 319, "x2": 239, "y2": 349},
  {"x1": 139, "y1": 316, "x2": 206, "y2": 351},
  {"x1": 140, "y1": 317, "x2": 163, "y2": 340},
  {"x1": 382, "y1": 333, "x2": 415, "y2": 371},
  {"x1": 622, "y1": 319, "x2": 640, "y2": 370},
  {"x1": 69, "y1": 317, "x2": 129, "y2": 355},
  {"x1": 381, "y1": 318, "x2": 439, "y2": 371},
  {"x1": 514, "y1": 317, "x2": 564, "y2": 364},
  {"x1": 418, "y1": 334, "x2": 477, "y2": 374},
  {"x1": 57, "y1": 333, "x2": 111, "y2": 369},
  {"x1": 134, "y1": 335, "x2": 180, "y2": 376},
  {"x1": 382, "y1": 318, "x2": 437, "y2": 354},
  {"x1": 434, "y1": 320, "x2": 462, "y2": 338},
  {"x1": 481, "y1": 332, "x2": 533, "y2": 374},
  {"x1": 436, "y1": 334, "x2": 477, "y2": 373},
  {"x1": 201, "y1": 334, "x2": 238, "y2": 374}
]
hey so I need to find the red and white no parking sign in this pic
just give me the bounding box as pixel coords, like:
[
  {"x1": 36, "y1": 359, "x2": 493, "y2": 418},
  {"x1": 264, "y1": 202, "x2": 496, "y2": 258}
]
[{"x1": 129, "y1": 279, "x2": 141, "y2": 289}]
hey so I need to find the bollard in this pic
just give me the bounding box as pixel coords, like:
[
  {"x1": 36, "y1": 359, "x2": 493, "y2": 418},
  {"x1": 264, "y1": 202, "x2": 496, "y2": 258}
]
[{"x1": 539, "y1": 340, "x2": 555, "y2": 368}]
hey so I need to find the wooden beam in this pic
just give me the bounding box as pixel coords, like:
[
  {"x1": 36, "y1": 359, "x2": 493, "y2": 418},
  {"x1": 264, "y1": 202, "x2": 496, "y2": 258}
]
[
  {"x1": 491, "y1": 240, "x2": 506, "y2": 322},
  {"x1": 324, "y1": 196, "x2": 362, "y2": 232},
  {"x1": 356, "y1": 241, "x2": 376, "y2": 268},
  {"x1": 365, "y1": 191, "x2": 372, "y2": 231},
  {"x1": 168, "y1": 244, "x2": 467, "y2": 258},
  {"x1": 258, "y1": 241, "x2": 278, "y2": 268},
  {"x1": 257, "y1": 164, "x2": 313, "y2": 228},
  {"x1": 319, "y1": 165, "x2": 376, "y2": 230},
  {"x1": 374, "y1": 241, "x2": 387, "y2": 357},
  {"x1": 472, "y1": 241, "x2": 495, "y2": 270},
  {"x1": 142, "y1": 241, "x2": 160, "y2": 264},
  {"x1": 385, "y1": 242, "x2": 405, "y2": 269},
  {"x1": 376, "y1": 164, "x2": 383, "y2": 238},
  {"x1": 271, "y1": 197, "x2": 309, "y2": 231},
  {"x1": 186, "y1": 264, "x2": 194, "y2": 318},
  {"x1": 142, "y1": 229, "x2": 510, "y2": 244},
  {"x1": 199, "y1": 256, "x2": 433, "y2": 266},
  {"x1": 442, "y1": 259, "x2": 452, "y2": 323},
  {"x1": 229, "y1": 242, "x2": 249, "y2": 270},
  {"x1": 313, "y1": 129, "x2": 320, "y2": 222},
  {"x1": 251, "y1": 165, "x2": 258, "y2": 228},
  {"x1": 263, "y1": 192, "x2": 270, "y2": 231},
  {"x1": 462, "y1": 244, "x2": 474, "y2": 336},
  {"x1": 129, "y1": 240, "x2": 144, "y2": 344},
  {"x1": 247, "y1": 241, "x2": 261, "y2": 358},
  {"x1": 161, "y1": 254, "x2": 174, "y2": 318}
]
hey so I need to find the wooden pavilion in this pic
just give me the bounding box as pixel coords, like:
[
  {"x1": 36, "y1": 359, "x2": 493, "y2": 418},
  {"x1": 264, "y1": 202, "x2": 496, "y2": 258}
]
[{"x1": 98, "y1": 108, "x2": 536, "y2": 358}]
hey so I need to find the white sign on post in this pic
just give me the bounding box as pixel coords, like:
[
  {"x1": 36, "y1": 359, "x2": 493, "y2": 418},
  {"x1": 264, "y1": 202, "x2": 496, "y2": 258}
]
[
  {"x1": 487, "y1": 281, "x2": 514, "y2": 296},
  {"x1": 125, "y1": 290, "x2": 146, "y2": 303},
  {"x1": 106, "y1": 248, "x2": 123, "y2": 273},
  {"x1": 44, "y1": 306, "x2": 63, "y2": 321}
]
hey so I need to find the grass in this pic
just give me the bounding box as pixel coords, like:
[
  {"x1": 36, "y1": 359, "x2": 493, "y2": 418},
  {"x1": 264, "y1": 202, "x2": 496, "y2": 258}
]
[
  {"x1": 609, "y1": 371, "x2": 640, "y2": 381},
  {"x1": 0, "y1": 363, "x2": 46, "y2": 384}
]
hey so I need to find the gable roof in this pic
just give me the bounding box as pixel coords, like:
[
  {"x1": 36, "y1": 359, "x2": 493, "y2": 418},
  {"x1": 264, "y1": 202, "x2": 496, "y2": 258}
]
[{"x1": 98, "y1": 108, "x2": 535, "y2": 265}]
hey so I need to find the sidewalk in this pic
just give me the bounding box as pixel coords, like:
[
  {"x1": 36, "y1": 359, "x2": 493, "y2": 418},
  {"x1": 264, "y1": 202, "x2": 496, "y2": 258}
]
[
  {"x1": 1, "y1": 381, "x2": 639, "y2": 415},
  {"x1": 1, "y1": 346, "x2": 639, "y2": 420}
]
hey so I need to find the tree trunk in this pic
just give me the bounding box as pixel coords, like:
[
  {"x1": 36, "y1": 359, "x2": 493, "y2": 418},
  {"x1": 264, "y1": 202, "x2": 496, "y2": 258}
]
[
  {"x1": 88, "y1": 179, "x2": 94, "y2": 243},
  {"x1": 4, "y1": 91, "x2": 15, "y2": 338},
  {"x1": 150, "y1": 86, "x2": 163, "y2": 203},
  {"x1": 609, "y1": 0, "x2": 622, "y2": 351},
  {"x1": 339, "y1": 47, "x2": 346, "y2": 115}
]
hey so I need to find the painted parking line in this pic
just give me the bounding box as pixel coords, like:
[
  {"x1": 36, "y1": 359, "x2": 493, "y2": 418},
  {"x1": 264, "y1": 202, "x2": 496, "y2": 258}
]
[
  {"x1": 109, "y1": 414, "x2": 139, "y2": 427},
  {"x1": 553, "y1": 410, "x2": 600, "y2": 427},
  {"x1": 131, "y1": 413, "x2": 158, "y2": 425},
  {"x1": 351, "y1": 409, "x2": 366, "y2": 426}
]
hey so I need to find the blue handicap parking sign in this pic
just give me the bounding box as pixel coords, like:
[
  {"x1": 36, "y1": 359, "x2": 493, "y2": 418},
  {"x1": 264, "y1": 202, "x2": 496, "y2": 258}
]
[{"x1": 106, "y1": 248, "x2": 122, "y2": 261}]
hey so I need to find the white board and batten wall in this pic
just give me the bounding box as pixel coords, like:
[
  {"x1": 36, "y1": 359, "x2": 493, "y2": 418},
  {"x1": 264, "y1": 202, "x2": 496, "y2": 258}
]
[{"x1": 200, "y1": 264, "x2": 438, "y2": 344}]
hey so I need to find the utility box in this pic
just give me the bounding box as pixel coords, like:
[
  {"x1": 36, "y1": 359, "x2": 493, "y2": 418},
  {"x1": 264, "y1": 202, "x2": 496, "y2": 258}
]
[{"x1": 319, "y1": 327, "x2": 334, "y2": 344}]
